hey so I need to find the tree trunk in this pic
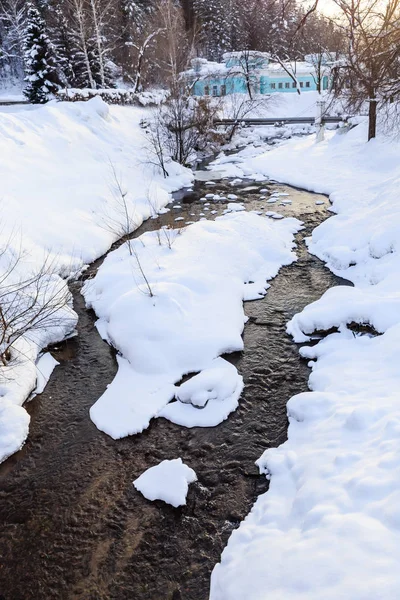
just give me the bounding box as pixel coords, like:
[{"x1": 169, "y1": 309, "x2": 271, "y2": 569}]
[
  {"x1": 368, "y1": 98, "x2": 377, "y2": 141},
  {"x1": 90, "y1": 0, "x2": 105, "y2": 88},
  {"x1": 73, "y1": 0, "x2": 96, "y2": 89},
  {"x1": 134, "y1": 52, "x2": 143, "y2": 93}
]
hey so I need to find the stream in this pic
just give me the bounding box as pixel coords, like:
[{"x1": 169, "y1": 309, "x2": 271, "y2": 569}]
[{"x1": 0, "y1": 171, "x2": 349, "y2": 600}]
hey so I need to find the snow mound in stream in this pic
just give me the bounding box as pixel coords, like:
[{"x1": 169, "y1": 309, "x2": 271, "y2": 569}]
[
  {"x1": 159, "y1": 358, "x2": 243, "y2": 427},
  {"x1": 84, "y1": 211, "x2": 302, "y2": 439},
  {"x1": 133, "y1": 458, "x2": 197, "y2": 507}
]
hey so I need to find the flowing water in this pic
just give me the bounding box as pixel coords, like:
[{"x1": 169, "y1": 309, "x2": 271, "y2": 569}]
[{"x1": 0, "y1": 173, "x2": 350, "y2": 600}]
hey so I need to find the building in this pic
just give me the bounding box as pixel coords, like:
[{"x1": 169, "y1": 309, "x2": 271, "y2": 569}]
[{"x1": 185, "y1": 51, "x2": 332, "y2": 97}]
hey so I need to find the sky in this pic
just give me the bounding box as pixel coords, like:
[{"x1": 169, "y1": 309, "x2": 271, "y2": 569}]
[{"x1": 301, "y1": 0, "x2": 340, "y2": 17}]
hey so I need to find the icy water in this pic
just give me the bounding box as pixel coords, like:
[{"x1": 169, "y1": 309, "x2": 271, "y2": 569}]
[{"x1": 0, "y1": 174, "x2": 349, "y2": 600}]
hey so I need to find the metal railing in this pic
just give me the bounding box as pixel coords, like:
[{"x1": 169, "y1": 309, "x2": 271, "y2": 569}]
[{"x1": 213, "y1": 116, "x2": 350, "y2": 126}]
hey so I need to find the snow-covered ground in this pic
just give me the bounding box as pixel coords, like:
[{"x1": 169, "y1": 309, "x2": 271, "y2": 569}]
[
  {"x1": 210, "y1": 121, "x2": 400, "y2": 598},
  {"x1": 217, "y1": 91, "x2": 344, "y2": 149},
  {"x1": 0, "y1": 98, "x2": 192, "y2": 463},
  {"x1": 0, "y1": 80, "x2": 25, "y2": 103},
  {"x1": 83, "y1": 212, "x2": 301, "y2": 438},
  {"x1": 220, "y1": 90, "x2": 328, "y2": 119}
]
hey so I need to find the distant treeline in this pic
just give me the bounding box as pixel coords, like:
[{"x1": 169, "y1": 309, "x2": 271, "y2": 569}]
[{"x1": 0, "y1": 0, "x2": 343, "y2": 99}]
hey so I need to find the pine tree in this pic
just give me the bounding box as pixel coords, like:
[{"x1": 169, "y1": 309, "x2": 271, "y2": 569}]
[
  {"x1": 193, "y1": 0, "x2": 247, "y2": 60},
  {"x1": 48, "y1": 1, "x2": 79, "y2": 86},
  {"x1": 193, "y1": 0, "x2": 230, "y2": 60},
  {"x1": 23, "y1": 2, "x2": 59, "y2": 102}
]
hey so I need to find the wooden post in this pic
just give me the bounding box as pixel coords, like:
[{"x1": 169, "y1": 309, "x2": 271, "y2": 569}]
[{"x1": 315, "y1": 99, "x2": 326, "y2": 143}]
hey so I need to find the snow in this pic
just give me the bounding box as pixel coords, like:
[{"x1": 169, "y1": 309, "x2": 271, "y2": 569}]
[
  {"x1": 210, "y1": 121, "x2": 400, "y2": 599},
  {"x1": 0, "y1": 400, "x2": 30, "y2": 464},
  {"x1": 159, "y1": 358, "x2": 243, "y2": 427},
  {"x1": 57, "y1": 88, "x2": 167, "y2": 107},
  {"x1": 133, "y1": 458, "x2": 197, "y2": 507},
  {"x1": 0, "y1": 98, "x2": 192, "y2": 463},
  {"x1": 84, "y1": 212, "x2": 301, "y2": 439},
  {"x1": 225, "y1": 202, "x2": 245, "y2": 212},
  {"x1": 215, "y1": 91, "x2": 341, "y2": 152},
  {"x1": 34, "y1": 352, "x2": 60, "y2": 396}
]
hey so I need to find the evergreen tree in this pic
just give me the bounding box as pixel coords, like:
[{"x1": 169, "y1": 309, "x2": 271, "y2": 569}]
[
  {"x1": 48, "y1": 1, "x2": 79, "y2": 86},
  {"x1": 23, "y1": 1, "x2": 59, "y2": 102},
  {"x1": 193, "y1": 0, "x2": 230, "y2": 60}
]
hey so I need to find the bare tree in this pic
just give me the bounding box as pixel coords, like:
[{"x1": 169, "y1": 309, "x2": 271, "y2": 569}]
[
  {"x1": 129, "y1": 27, "x2": 164, "y2": 93},
  {"x1": 67, "y1": 0, "x2": 96, "y2": 89},
  {"x1": 331, "y1": 0, "x2": 400, "y2": 140},
  {"x1": 150, "y1": 0, "x2": 194, "y2": 88},
  {"x1": 0, "y1": 0, "x2": 25, "y2": 81},
  {"x1": 88, "y1": 0, "x2": 115, "y2": 88},
  {"x1": 225, "y1": 50, "x2": 267, "y2": 99}
]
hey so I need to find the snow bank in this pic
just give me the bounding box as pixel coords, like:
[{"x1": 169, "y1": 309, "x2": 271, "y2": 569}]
[
  {"x1": 83, "y1": 212, "x2": 301, "y2": 438},
  {"x1": 210, "y1": 123, "x2": 400, "y2": 598},
  {"x1": 133, "y1": 458, "x2": 197, "y2": 507},
  {"x1": 0, "y1": 97, "x2": 191, "y2": 267},
  {"x1": 0, "y1": 98, "x2": 192, "y2": 462}
]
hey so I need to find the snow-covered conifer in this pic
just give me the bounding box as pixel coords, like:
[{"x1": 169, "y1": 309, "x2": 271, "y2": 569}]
[{"x1": 23, "y1": 1, "x2": 59, "y2": 102}]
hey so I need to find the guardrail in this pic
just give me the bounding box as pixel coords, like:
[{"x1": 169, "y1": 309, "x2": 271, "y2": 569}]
[
  {"x1": 0, "y1": 100, "x2": 29, "y2": 106},
  {"x1": 213, "y1": 116, "x2": 350, "y2": 126}
]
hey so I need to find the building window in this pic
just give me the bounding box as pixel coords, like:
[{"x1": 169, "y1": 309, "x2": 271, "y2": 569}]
[
  {"x1": 306, "y1": 81, "x2": 310, "y2": 88},
  {"x1": 292, "y1": 82, "x2": 296, "y2": 88},
  {"x1": 278, "y1": 82, "x2": 283, "y2": 89},
  {"x1": 270, "y1": 82, "x2": 276, "y2": 89},
  {"x1": 221, "y1": 84, "x2": 226, "y2": 96},
  {"x1": 285, "y1": 82, "x2": 290, "y2": 89},
  {"x1": 300, "y1": 81, "x2": 304, "y2": 88},
  {"x1": 204, "y1": 85, "x2": 210, "y2": 96},
  {"x1": 212, "y1": 85, "x2": 218, "y2": 96}
]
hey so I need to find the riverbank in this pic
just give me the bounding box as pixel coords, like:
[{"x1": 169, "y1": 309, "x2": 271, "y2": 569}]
[
  {"x1": 0, "y1": 174, "x2": 345, "y2": 599},
  {"x1": 0, "y1": 98, "x2": 192, "y2": 463},
  {"x1": 210, "y1": 122, "x2": 400, "y2": 600}
]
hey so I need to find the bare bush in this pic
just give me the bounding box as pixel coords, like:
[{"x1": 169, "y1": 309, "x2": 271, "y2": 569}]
[
  {"x1": 100, "y1": 161, "x2": 154, "y2": 297},
  {"x1": 0, "y1": 249, "x2": 74, "y2": 367},
  {"x1": 223, "y1": 94, "x2": 274, "y2": 142},
  {"x1": 146, "y1": 93, "x2": 223, "y2": 169},
  {"x1": 160, "y1": 225, "x2": 182, "y2": 249}
]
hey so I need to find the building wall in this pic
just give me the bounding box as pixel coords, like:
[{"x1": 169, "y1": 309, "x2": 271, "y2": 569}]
[
  {"x1": 192, "y1": 72, "x2": 330, "y2": 97},
  {"x1": 261, "y1": 74, "x2": 317, "y2": 93},
  {"x1": 193, "y1": 76, "x2": 248, "y2": 97}
]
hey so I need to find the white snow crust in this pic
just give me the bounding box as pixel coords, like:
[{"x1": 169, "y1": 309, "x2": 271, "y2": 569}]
[
  {"x1": 210, "y1": 122, "x2": 400, "y2": 599},
  {"x1": 133, "y1": 458, "x2": 197, "y2": 507},
  {"x1": 83, "y1": 211, "x2": 301, "y2": 438},
  {"x1": 0, "y1": 98, "x2": 192, "y2": 462}
]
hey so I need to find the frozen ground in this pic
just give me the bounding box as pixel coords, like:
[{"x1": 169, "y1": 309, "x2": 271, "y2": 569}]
[
  {"x1": 210, "y1": 121, "x2": 400, "y2": 598},
  {"x1": 0, "y1": 98, "x2": 192, "y2": 463},
  {"x1": 83, "y1": 211, "x2": 301, "y2": 438}
]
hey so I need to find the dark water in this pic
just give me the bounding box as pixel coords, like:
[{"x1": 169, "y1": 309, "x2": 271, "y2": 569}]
[{"x1": 0, "y1": 176, "x2": 349, "y2": 600}]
